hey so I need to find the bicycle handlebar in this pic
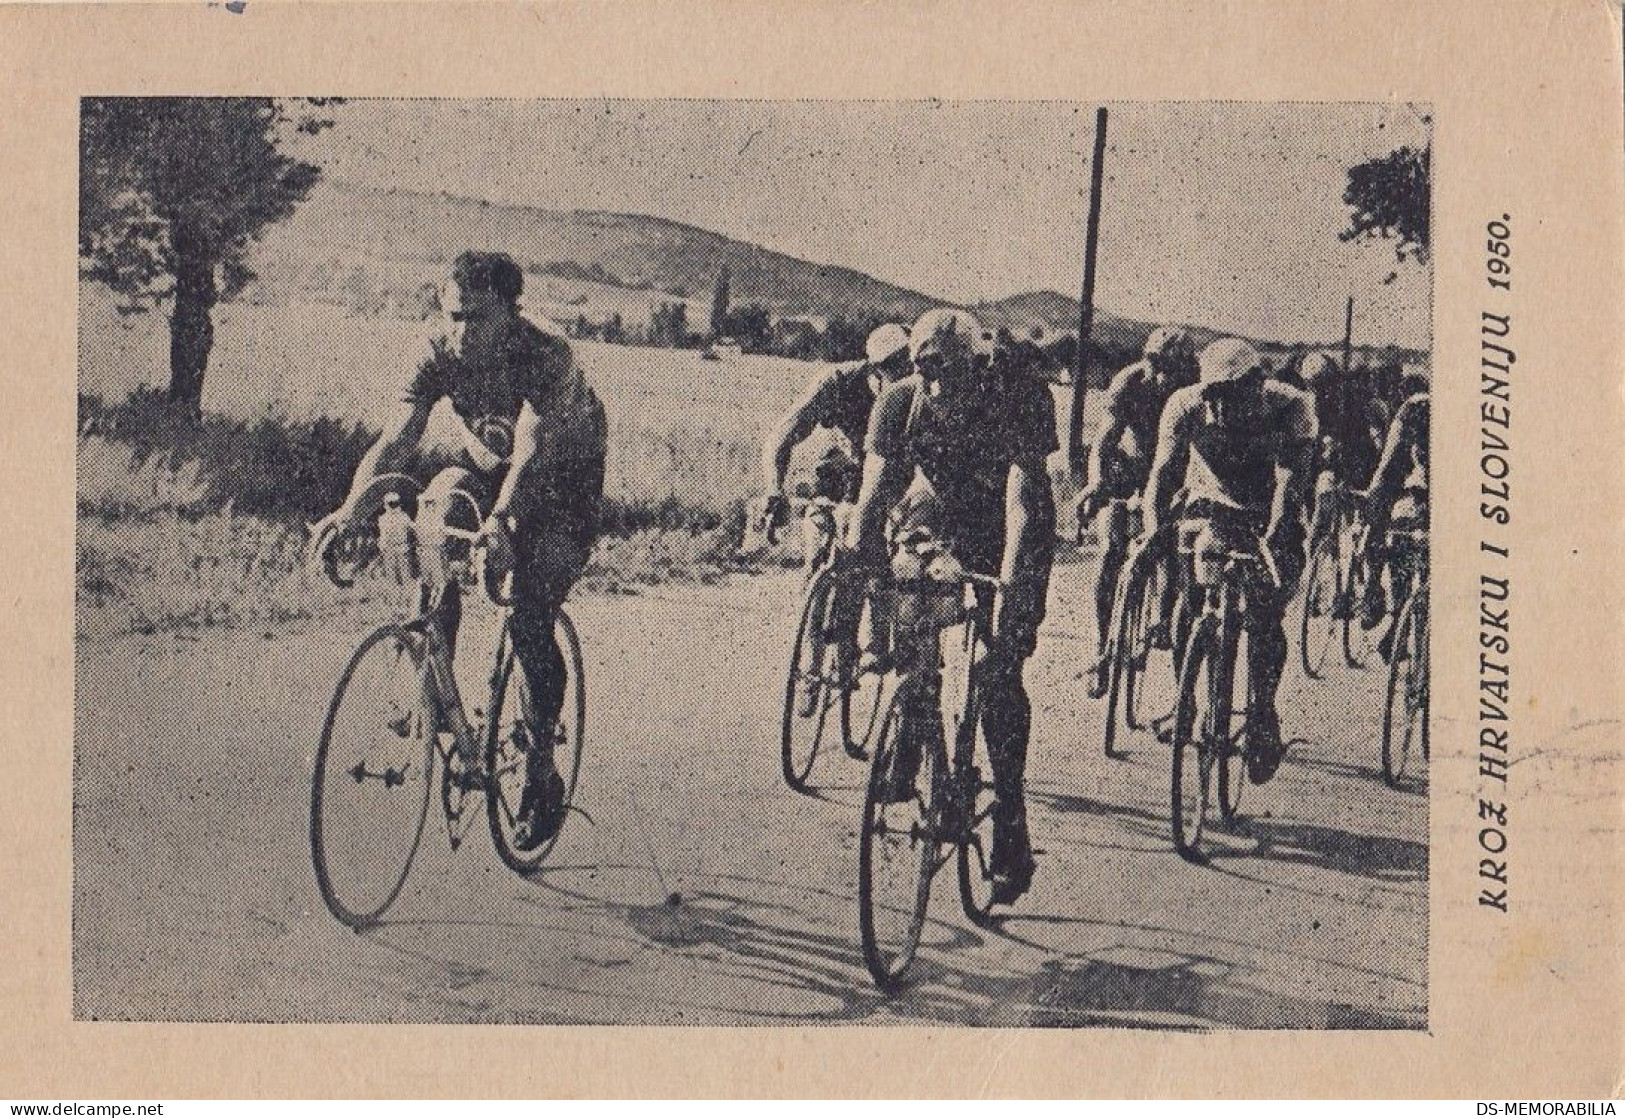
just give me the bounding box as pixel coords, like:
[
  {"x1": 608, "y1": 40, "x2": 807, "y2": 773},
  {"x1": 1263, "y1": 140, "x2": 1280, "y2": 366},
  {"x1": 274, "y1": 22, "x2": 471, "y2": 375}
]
[
  {"x1": 310, "y1": 472, "x2": 513, "y2": 606},
  {"x1": 1178, "y1": 539, "x2": 1282, "y2": 592}
]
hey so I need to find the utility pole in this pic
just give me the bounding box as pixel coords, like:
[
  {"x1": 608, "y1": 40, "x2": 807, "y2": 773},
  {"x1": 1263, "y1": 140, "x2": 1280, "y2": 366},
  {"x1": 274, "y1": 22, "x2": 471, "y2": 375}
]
[
  {"x1": 1068, "y1": 106, "x2": 1108, "y2": 475},
  {"x1": 1342, "y1": 295, "x2": 1355, "y2": 374}
]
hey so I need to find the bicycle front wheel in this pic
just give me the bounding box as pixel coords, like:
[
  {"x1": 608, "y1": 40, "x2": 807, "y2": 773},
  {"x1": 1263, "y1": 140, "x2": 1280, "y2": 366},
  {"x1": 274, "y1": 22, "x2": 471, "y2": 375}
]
[
  {"x1": 1102, "y1": 559, "x2": 1148, "y2": 757},
  {"x1": 1216, "y1": 629, "x2": 1249, "y2": 826},
  {"x1": 859, "y1": 689, "x2": 943, "y2": 989},
  {"x1": 781, "y1": 568, "x2": 839, "y2": 792},
  {"x1": 1299, "y1": 533, "x2": 1339, "y2": 680},
  {"x1": 311, "y1": 624, "x2": 436, "y2": 929},
  {"x1": 487, "y1": 613, "x2": 588, "y2": 874},
  {"x1": 1171, "y1": 616, "x2": 1221, "y2": 861},
  {"x1": 1382, "y1": 592, "x2": 1426, "y2": 788}
]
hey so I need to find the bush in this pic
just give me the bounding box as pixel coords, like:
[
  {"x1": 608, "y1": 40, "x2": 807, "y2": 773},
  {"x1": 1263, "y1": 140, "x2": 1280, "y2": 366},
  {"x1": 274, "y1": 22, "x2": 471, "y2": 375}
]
[{"x1": 79, "y1": 387, "x2": 380, "y2": 523}]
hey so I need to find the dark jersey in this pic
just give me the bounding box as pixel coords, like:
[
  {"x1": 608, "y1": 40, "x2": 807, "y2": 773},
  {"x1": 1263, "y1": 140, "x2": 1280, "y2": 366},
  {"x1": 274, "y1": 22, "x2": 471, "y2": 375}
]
[
  {"x1": 1158, "y1": 380, "x2": 1317, "y2": 514},
  {"x1": 404, "y1": 314, "x2": 605, "y2": 473},
  {"x1": 802, "y1": 362, "x2": 880, "y2": 458},
  {"x1": 1102, "y1": 359, "x2": 1177, "y2": 463},
  {"x1": 1311, "y1": 371, "x2": 1386, "y2": 481},
  {"x1": 868, "y1": 370, "x2": 1059, "y2": 557}
]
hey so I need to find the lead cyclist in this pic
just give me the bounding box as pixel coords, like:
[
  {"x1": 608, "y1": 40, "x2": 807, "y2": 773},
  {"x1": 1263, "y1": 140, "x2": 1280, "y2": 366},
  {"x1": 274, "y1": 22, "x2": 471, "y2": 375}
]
[{"x1": 310, "y1": 250, "x2": 607, "y2": 852}]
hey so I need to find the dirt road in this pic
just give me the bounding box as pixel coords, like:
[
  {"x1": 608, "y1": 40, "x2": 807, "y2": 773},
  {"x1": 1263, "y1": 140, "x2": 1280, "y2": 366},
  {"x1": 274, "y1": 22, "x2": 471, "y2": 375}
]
[{"x1": 74, "y1": 556, "x2": 1426, "y2": 1028}]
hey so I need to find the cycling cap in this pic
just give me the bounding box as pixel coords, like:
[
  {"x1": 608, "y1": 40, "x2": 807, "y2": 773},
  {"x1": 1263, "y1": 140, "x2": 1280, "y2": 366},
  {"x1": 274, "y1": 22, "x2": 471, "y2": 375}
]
[
  {"x1": 865, "y1": 323, "x2": 911, "y2": 364},
  {"x1": 1143, "y1": 326, "x2": 1194, "y2": 360},
  {"x1": 910, "y1": 308, "x2": 991, "y2": 362},
  {"x1": 1299, "y1": 352, "x2": 1339, "y2": 385},
  {"x1": 1198, "y1": 338, "x2": 1265, "y2": 385}
]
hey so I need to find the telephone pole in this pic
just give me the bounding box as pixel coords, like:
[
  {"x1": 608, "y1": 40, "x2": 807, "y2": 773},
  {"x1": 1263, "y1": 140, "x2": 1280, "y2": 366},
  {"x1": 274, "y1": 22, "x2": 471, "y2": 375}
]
[{"x1": 1068, "y1": 106, "x2": 1109, "y2": 474}]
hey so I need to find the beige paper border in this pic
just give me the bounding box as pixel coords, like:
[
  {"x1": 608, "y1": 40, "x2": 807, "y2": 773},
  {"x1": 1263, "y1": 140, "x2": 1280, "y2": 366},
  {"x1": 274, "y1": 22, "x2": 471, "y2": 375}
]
[{"x1": 5, "y1": 0, "x2": 1623, "y2": 1098}]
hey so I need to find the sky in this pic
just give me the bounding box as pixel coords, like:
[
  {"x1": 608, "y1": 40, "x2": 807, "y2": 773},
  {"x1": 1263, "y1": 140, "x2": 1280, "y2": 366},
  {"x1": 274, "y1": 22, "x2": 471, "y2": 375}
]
[{"x1": 298, "y1": 99, "x2": 1431, "y2": 348}]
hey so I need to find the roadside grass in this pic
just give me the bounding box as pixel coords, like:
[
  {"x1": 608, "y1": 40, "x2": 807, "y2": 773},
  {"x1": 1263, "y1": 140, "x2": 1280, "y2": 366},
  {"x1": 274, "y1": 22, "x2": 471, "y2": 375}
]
[{"x1": 75, "y1": 405, "x2": 792, "y2": 640}]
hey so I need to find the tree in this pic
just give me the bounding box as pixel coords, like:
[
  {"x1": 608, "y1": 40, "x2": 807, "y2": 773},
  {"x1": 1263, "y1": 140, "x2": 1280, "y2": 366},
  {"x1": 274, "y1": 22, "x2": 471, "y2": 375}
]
[
  {"x1": 649, "y1": 301, "x2": 691, "y2": 348},
  {"x1": 79, "y1": 97, "x2": 334, "y2": 419},
  {"x1": 710, "y1": 266, "x2": 731, "y2": 339},
  {"x1": 727, "y1": 303, "x2": 772, "y2": 353},
  {"x1": 820, "y1": 317, "x2": 867, "y2": 363},
  {"x1": 1341, "y1": 144, "x2": 1430, "y2": 265}
]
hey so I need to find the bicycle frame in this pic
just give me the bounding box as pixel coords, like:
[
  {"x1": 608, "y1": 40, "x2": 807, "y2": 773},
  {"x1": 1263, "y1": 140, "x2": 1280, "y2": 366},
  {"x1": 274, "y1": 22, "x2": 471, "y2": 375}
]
[
  {"x1": 318, "y1": 472, "x2": 509, "y2": 776},
  {"x1": 883, "y1": 569, "x2": 1001, "y2": 841}
]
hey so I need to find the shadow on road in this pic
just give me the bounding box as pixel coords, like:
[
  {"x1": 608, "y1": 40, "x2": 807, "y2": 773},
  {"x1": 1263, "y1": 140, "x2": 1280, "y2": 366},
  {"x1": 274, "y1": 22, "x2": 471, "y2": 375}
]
[
  {"x1": 1207, "y1": 817, "x2": 1427, "y2": 884},
  {"x1": 355, "y1": 858, "x2": 1422, "y2": 1029}
]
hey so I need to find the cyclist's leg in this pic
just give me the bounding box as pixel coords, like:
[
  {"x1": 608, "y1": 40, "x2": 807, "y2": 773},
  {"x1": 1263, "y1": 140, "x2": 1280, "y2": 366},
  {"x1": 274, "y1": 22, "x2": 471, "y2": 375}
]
[
  {"x1": 1377, "y1": 493, "x2": 1425, "y2": 659},
  {"x1": 824, "y1": 502, "x2": 870, "y2": 662},
  {"x1": 1359, "y1": 452, "x2": 1400, "y2": 628},
  {"x1": 1152, "y1": 538, "x2": 1179, "y2": 650},
  {"x1": 1245, "y1": 514, "x2": 1304, "y2": 779},
  {"x1": 978, "y1": 541, "x2": 1051, "y2": 899},
  {"x1": 507, "y1": 458, "x2": 602, "y2": 846},
  {"x1": 1310, "y1": 467, "x2": 1338, "y2": 548},
  {"x1": 881, "y1": 489, "x2": 950, "y2": 801}
]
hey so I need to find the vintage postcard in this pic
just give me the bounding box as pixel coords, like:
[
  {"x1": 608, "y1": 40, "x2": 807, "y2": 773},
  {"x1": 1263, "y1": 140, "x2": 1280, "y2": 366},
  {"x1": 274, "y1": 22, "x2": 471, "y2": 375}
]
[{"x1": 3, "y1": 0, "x2": 1622, "y2": 1099}]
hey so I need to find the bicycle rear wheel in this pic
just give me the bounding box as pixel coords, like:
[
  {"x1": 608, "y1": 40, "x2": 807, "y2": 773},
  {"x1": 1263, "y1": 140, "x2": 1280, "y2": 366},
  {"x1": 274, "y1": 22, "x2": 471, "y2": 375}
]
[
  {"x1": 1342, "y1": 543, "x2": 1378, "y2": 669},
  {"x1": 1171, "y1": 616, "x2": 1221, "y2": 861},
  {"x1": 781, "y1": 569, "x2": 839, "y2": 792},
  {"x1": 859, "y1": 689, "x2": 943, "y2": 989},
  {"x1": 1299, "y1": 533, "x2": 1339, "y2": 680},
  {"x1": 955, "y1": 729, "x2": 1000, "y2": 928},
  {"x1": 1382, "y1": 591, "x2": 1426, "y2": 788},
  {"x1": 842, "y1": 589, "x2": 888, "y2": 759},
  {"x1": 487, "y1": 613, "x2": 588, "y2": 874},
  {"x1": 1102, "y1": 559, "x2": 1149, "y2": 757},
  {"x1": 311, "y1": 624, "x2": 436, "y2": 929}
]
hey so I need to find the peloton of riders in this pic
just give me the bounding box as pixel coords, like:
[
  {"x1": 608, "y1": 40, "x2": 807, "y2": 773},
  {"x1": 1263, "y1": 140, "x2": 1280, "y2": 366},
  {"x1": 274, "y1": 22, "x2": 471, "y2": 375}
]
[{"x1": 317, "y1": 248, "x2": 1427, "y2": 910}]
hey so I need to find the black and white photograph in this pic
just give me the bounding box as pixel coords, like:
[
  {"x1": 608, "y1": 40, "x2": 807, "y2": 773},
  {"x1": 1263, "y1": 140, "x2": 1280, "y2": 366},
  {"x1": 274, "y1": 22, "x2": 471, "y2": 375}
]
[{"x1": 75, "y1": 97, "x2": 1432, "y2": 1029}]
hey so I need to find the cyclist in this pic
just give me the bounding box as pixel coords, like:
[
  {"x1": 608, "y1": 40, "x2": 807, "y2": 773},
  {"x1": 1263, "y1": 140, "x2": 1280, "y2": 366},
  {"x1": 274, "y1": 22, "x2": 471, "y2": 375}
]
[
  {"x1": 311, "y1": 250, "x2": 607, "y2": 852},
  {"x1": 1358, "y1": 388, "x2": 1430, "y2": 657},
  {"x1": 761, "y1": 324, "x2": 913, "y2": 718},
  {"x1": 1076, "y1": 326, "x2": 1197, "y2": 697},
  {"x1": 1142, "y1": 338, "x2": 1317, "y2": 783},
  {"x1": 1300, "y1": 352, "x2": 1387, "y2": 545},
  {"x1": 844, "y1": 308, "x2": 1058, "y2": 904},
  {"x1": 759, "y1": 323, "x2": 914, "y2": 542}
]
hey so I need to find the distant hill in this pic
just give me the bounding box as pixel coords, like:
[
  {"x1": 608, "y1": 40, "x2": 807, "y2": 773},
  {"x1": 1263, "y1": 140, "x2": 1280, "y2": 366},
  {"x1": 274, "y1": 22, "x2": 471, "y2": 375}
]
[
  {"x1": 244, "y1": 180, "x2": 1424, "y2": 367},
  {"x1": 248, "y1": 180, "x2": 941, "y2": 324}
]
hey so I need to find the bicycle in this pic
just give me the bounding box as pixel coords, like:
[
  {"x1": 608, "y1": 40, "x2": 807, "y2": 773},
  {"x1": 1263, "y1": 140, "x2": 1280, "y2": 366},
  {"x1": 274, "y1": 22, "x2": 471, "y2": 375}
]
[
  {"x1": 308, "y1": 473, "x2": 587, "y2": 929},
  {"x1": 1100, "y1": 516, "x2": 1181, "y2": 759},
  {"x1": 856, "y1": 565, "x2": 1007, "y2": 990},
  {"x1": 1169, "y1": 519, "x2": 1280, "y2": 862},
  {"x1": 1381, "y1": 526, "x2": 1429, "y2": 788},
  {"x1": 774, "y1": 496, "x2": 887, "y2": 792},
  {"x1": 1299, "y1": 477, "x2": 1375, "y2": 679}
]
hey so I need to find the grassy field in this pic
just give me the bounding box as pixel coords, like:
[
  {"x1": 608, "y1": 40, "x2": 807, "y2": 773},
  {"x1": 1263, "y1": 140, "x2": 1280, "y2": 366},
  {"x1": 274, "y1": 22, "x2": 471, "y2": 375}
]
[
  {"x1": 78, "y1": 287, "x2": 841, "y2": 637},
  {"x1": 77, "y1": 285, "x2": 1093, "y2": 638},
  {"x1": 80, "y1": 286, "x2": 852, "y2": 512}
]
